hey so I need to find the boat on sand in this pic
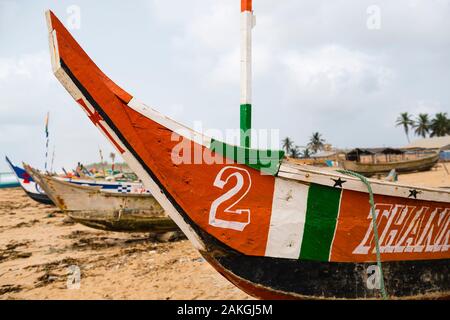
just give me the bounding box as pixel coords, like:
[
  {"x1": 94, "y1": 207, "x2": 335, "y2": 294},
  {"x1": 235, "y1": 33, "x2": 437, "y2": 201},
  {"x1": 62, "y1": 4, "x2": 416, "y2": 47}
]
[
  {"x1": 45, "y1": 3, "x2": 449, "y2": 299},
  {"x1": 342, "y1": 151, "x2": 440, "y2": 177},
  {"x1": 5, "y1": 156, "x2": 53, "y2": 205},
  {"x1": 25, "y1": 164, "x2": 178, "y2": 233},
  {"x1": 0, "y1": 172, "x2": 20, "y2": 189}
]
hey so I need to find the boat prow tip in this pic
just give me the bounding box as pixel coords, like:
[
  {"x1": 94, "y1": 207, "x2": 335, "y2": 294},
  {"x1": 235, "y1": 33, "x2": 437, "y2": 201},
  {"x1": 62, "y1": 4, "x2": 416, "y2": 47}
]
[
  {"x1": 45, "y1": 10, "x2": 55, "y2": 33},
  {"x1": 44, "y1": 11, "x2": 62, "y2": 75}
]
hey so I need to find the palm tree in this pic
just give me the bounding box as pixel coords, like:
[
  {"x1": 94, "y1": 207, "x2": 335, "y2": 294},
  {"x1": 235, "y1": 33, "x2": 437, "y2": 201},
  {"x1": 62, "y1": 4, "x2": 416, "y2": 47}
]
[
  {"x1": 289, "y1": 146, "x2": 301, "y2": 159},
  {"x1": 109, "y1": 152, "x2": 116, "y2": 172},
  {"x1": 413, "y1": 113, "x2": 430, "y2": 138},
  {"x1": 430, "y1": 113, "x2": 450, "y2": 137},
  {"x1": 301, "y1": 148, "x2": 311, "y2": 159},
  {"x1": 307, "y1": 132, "x2": 325, "y2": 154},
  {"x1": 282, "y1": 137, "x2": 294, "y2": 155},
  {"x1": 396, "y1": 112, "x2": 414, "y2": 143}
]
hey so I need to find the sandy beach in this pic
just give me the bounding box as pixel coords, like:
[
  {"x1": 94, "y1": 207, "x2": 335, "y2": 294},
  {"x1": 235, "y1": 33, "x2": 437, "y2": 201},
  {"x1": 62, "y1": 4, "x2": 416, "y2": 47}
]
[
  {"x1": 0, "y1": 189, "x2": 251, "y2": 300},
  {"x1": 0, "y1": 164, "x2": 448, "y2": 300}
]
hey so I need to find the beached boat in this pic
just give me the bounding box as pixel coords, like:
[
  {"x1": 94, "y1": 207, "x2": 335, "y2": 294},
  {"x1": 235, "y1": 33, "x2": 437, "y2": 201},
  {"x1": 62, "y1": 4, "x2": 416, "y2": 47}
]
[
  {"x1": 342, "y1": 151, "x2": 440, "y2": 177},
  {"x1": 25, "y1": 165, "x2": 178, "y2": 233},
  {"x1": 0, "y1": 172, "x2": 20, "y2": 189},
  {"x1": 45, "y1": 4, "x2": 449, "y2": 300},
  {"x1": 57, "y1": 175, "x2": 150, "y2": 194},
  {"x1": 5, "y1": 156, "x2": 53, "y2": 205}
]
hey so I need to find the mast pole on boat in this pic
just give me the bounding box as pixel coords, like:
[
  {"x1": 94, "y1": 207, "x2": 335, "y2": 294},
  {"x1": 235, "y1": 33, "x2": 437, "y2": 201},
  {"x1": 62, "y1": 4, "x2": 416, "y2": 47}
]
[{"x1": 240, "y1": 0, "x2": 254, "y2": 148}]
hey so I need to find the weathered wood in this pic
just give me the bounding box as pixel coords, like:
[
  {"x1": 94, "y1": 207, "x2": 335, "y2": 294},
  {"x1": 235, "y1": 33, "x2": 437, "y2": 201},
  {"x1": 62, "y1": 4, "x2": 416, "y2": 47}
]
[
  {"x1": 342, "y1": 152, "x2": 440, "y2": 176},
  {"x1": 68, "y1": 209, "x2": 178, "y2": 233},
  {"x1": 25, "y1": 164, "x2": 178, "y2": 233}
]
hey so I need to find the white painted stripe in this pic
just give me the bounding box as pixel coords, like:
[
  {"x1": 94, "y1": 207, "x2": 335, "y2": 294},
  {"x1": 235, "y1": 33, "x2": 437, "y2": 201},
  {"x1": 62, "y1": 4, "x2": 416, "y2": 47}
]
[
  {"x1": 49, "y1": 30, "x2": 60, "y2": 73},
  {"x1": 278, "y1": 162, "x2": 450, "y2": 203},
  {"x1": 240, "y1": 11, "x2": 253, "y2": 105},
  {"x1": 128, "y1": 97, "x2": 212, "y2": 148},
  {"x1": 328, "y1": 190, "x2": 343, "y2": 261},
  {"x1": 265, "y1": 177, "x2": 309, "y2": 259}
]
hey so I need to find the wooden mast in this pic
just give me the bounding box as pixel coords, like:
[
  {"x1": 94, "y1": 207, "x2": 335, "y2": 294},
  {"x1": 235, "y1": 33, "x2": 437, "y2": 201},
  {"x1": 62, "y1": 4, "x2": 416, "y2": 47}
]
[{"x1": 240, "y1": 0, "x2": 254, "y2": 148}]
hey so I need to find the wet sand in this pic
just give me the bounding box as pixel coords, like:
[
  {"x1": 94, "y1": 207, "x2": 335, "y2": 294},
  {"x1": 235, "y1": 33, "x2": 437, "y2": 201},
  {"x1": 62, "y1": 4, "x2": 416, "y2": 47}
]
[{"x1": 0, "y1": 164, "x2": 448, "y2": 300}]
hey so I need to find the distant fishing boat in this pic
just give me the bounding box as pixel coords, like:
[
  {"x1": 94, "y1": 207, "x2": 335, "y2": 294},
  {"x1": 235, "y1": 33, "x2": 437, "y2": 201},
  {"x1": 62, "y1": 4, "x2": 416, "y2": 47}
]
[
  {"x1": 61, "y1": 176, "x2": 150, "y2": 194},
  {"x1": 5, "y1": 156, "x2": 53, "y2": 205},
  {"x1": 45, "y1": 3, "x2": 449, "y2": 300},
  {"x1": 0, "y1": 172, "x2": 20, "y2": 189},
  {"x1": 25, "y1": 164, "x2": 178, "y2": 233},
  {"x1": 342, "y1": 149, "x2": 440, "y2": 177}
]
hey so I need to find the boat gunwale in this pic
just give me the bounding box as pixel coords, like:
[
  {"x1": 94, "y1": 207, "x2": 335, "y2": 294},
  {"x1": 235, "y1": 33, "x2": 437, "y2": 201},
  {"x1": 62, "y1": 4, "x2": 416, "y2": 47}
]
[{"x1": 279, "y1": 161, "x2": 450, "y2": 201}]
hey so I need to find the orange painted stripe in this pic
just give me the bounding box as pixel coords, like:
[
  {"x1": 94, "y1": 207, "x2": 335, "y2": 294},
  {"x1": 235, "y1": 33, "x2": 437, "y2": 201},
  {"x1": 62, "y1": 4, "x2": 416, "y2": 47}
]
[
  {"x1": 330, "y1": 189, "x2": 450, "y2": 262},
  {"x1": 241, "y1": 0, "x2": 252, "y2": 12},
  {"x1": 48, "y1": 11, "x2": 133, "y2": 104}
]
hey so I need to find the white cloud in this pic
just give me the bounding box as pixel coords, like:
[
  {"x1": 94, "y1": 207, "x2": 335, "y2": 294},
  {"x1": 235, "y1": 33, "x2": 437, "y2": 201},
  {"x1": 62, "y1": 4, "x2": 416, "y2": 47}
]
[
  {"x1": 0, "y1": 51, "x2": 52, "y2": 82},
  {"x1": 280, "y1": 45, "x2": 394, "y2": 102}
]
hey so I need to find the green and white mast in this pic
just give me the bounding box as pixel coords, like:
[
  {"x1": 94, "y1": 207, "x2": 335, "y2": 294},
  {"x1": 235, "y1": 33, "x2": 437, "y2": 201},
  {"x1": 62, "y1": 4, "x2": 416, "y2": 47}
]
[{"x1": 240, "y1": 0, "x2": 254, "y2": 148}]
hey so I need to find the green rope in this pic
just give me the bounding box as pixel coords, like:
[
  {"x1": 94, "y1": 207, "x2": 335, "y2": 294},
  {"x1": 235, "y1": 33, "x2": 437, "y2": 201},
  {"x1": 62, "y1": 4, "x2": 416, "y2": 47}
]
[{"x1": 336, "y1": 169, "x2": 388, "y2": 300}]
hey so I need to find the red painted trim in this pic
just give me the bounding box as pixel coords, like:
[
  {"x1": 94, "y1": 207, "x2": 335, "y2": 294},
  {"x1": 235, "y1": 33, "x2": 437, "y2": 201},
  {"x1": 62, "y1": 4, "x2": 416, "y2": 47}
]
[
  {"x1": 241, "y1": 0, "x2": 252, "y2": 12},
  {"x1": 77, "y1": 99, "x2": 125, "y2": 154}
]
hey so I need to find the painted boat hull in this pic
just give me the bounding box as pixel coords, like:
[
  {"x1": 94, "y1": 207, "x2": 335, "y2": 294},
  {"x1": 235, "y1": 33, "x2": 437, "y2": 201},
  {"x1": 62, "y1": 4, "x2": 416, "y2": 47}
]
[
  {"x1": 5, "y1": 157, "x2": 54, "y2": 205},
  {"x1": 342, "y1": 153, "x2": 440, "y2": 176},
  {"x1": 26, "y1": 165, "x2": 178, "y2": 233},
  {"x1": 59, "y1": 177, "x2": 150, "y2": 194},
  {"x1": 27, "y1": 167, "x2": 156, "y2": 212},
  {"x1": 25, "y1": 190, "x2": 54, "y2": 205},
  {"x1": 0, "y1": 181, "x2": 20, "y2": 189},
  {"x1": 196, "y1": 229, "x2": 450, "y2": 300},
  {"x1": 45, "y1": 11, "x2": 450, "y2": 299}
]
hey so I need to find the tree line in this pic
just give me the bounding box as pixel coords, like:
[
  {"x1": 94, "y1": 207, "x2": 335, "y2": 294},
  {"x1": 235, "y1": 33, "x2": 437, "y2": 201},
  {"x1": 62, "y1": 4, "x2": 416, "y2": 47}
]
[
  {"x1": 282, "y1": 132, "x2": 325, "y2": 159},
  {"x1": 396, "y1": 112, "x2": 450, "y2": 143}
]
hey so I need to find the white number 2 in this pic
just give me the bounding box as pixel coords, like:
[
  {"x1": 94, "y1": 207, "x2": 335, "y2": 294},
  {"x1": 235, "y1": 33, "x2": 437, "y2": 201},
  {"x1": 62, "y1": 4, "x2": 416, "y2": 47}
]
[{"x1": 209, "y1": 166, "x2": 252, "y2": 231}]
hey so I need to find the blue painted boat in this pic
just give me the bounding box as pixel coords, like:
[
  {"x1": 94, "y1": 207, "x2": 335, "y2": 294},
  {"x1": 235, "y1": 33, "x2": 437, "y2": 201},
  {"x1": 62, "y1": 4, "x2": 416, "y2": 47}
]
[{"x1": 5, "y1": 156, "x2": 54, "y2": 205}]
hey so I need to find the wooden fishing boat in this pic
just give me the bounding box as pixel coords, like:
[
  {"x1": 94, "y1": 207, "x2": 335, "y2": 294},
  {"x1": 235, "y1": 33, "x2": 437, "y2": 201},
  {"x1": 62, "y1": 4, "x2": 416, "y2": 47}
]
[
  {"x1": 25, "y1": 165, "x2": 178, "y2": 233},
  {"x1": 0, "y1": 172, "x2": 20, "y2": 189},
  {"x1": 45, "y1": 4, "x2": 449, "y2": 300},
  {"x1": 60, "y1": 176, "x2": 150, "y2": 194},
  {"x1": 5, "y1": 156, "x2": 53, "y2": 205},
  {"x1": 342, "y1": 152, "x2": 440, "y2": 177}
]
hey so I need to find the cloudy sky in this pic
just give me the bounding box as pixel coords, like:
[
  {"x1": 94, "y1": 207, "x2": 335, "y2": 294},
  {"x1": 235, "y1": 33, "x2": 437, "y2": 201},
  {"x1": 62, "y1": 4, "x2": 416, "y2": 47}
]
[{"x1": 1, "y1": 0, "x2": 449, "y2": 172}]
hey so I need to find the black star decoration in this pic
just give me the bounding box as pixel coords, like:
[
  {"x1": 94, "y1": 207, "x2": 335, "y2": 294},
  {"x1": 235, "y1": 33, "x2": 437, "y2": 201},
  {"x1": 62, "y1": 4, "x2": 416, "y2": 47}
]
[
  {"x1": 408, "y1": 189, "x2": 421, "y2": 199},
  {"x1": 332, "y1": 177, "x2": 347, "y2": 188}
]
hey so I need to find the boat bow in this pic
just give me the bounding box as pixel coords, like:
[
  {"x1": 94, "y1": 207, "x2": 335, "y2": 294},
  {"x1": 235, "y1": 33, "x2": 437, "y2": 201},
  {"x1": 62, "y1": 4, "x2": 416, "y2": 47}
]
[{"x1": 45, "y1": 10, "x2": 450, "y2": 299}]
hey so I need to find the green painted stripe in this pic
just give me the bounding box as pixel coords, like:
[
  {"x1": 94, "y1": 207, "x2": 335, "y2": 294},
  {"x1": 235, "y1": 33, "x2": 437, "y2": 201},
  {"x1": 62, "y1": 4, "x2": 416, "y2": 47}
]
[
  {"x1": 209, "y1": 139, "x2": 284, "y2": 176},
  {"x1": 240, "y1": 104, "x2": 252, "y2": 148},
  {"x1": 299, "y1": 183, "x2": 341, "y2": 261}
]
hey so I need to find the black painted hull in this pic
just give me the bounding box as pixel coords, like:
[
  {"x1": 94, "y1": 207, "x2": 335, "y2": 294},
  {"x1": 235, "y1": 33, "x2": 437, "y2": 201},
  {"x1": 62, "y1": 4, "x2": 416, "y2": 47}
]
[
  {"x1": 197, "y1": 228, "x2": 450, "y2": 300},
  {"x1": 25, "y1": 191, "x2": 54, "y2": 206}
]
